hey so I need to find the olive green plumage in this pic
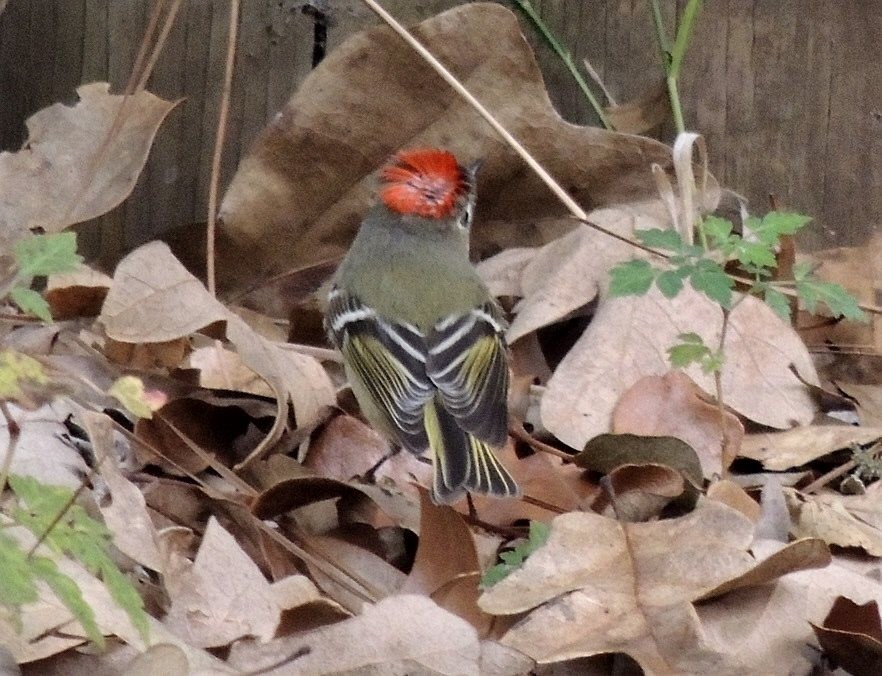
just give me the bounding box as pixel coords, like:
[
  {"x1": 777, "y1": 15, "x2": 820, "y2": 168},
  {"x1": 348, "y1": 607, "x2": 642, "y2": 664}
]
[{"x1": 325, "y1": 149, "x2": 519, "y2": 504}]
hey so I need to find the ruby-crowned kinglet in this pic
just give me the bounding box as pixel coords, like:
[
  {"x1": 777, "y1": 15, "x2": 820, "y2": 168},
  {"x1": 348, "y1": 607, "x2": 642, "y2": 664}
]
[{"x1": 325, "y1": 149, "x2": 520, "y2": 504}]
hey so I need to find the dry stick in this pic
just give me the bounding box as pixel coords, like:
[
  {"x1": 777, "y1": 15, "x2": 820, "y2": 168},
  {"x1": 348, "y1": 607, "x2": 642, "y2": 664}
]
[
  {"x1": 136, "y1": 0, "x2": 184, "y2": 92},
  {"x1": 361, "y1": 0, "x2": 882, "y2": 319},
  {"x1": 206, "y1": 0, "x2": 241, "y2": 296},
  {"x1": 802, "y1": 441, "x2": 882, "y2": 494},
  {"x1": 0, "y1": 401, "x2": 20, "y2": 495},
  {"x1": 361, "y1": 0, "x2": 589, "y2": 221},
  {"x1": 582, "y1": 57, "x2": 617, "y2": 106},
  {"x1": 509, "y1": 423, "x2": 573, "y2": 462},
  {"x1": 61, "y1": 0, "x2": 172, "y2": 226}
]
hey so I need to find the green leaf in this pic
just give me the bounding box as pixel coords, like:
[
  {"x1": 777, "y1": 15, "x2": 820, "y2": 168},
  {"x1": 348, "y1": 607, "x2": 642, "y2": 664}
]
[
  {"x1": 10, "y1": 286, "x2": 52, "y2": 322},
  {"x1": 635, "y1": 228, "x2": 685, "y2": 252},
  {"x1": 9, "y1": 474, "x2": 150, "y2": 645},
  {"x1": 763, "y1": 287, "x2": 791, "y2": 322},
  {"x1": 0, "y1": 349, "x2": 48, "y2": 399},
  {"x1": 668, "y1": 340, "x2": 711, "y2": 369},
  {"x1": 796, "y1": 278, "x2": 867, "y2": 322},
  {"x1": 700, "y1": 216, "x2": 733, "y2": 244},
  {"x1": 689, "y1": 259, "x2": 733, "y2": 307},
  {"x1": 481, "y1": 521, "x2": 550, "y2": 588},
  {"x1": 0, "y1": 532, "x2": 39, "y2": 607},
  {"x1": 655, "y1": 270, "x2": 685, "y2": 298},
  {"x1": 735, "y1": 241, "x2": 777, "y2": 269},
  {"x1": 14, "y1": 232, "x2": 83, "y2": 277},
  {"x1": 31, "y1": 556, "x2": 104, "y2": 648},
  {"x1": 609, "y1": 260, "x2": 655, "y2": 297}
]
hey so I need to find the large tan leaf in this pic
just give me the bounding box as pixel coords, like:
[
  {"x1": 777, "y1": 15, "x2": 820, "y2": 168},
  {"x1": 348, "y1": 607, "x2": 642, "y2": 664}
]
[
  {"x1": 225, "y1": 594, "x2": 532, "y2": 675},
  {"x1": 99, "y1": 242, "x2": 335, "y2": 455},
  {"x1": 163, "y1": 517, "x2": 280, "y2": 647},
  {"x1": 478, "y1": 500, "x2": 827, "y2": 673},
  {"x1": 740, "y1": 425, "x2": 882, "y2": 470},
  {"x1": 215, "y1": 3, "x2": 675, "y2": 293},
  {"x1": 0, "y1": 83, "x2": 177, "y2": 242},
  {"x1": 541, "y1": 288, "x2": 819, "y2": 449}
]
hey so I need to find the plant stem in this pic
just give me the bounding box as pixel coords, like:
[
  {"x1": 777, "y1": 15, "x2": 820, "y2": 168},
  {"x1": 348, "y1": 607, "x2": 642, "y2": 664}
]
[
  {"x1": 511, "y1": 0, "x2": 612, "y2": 129},
  {"x1": 649, "y1": 0, "x2": 703, "y2": 135}
]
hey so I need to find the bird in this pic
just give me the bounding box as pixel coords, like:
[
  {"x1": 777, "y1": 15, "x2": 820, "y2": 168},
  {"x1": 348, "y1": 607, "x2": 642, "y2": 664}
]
[{"x1": 324, "y1": 148, "x2": 520, "y2": 504}]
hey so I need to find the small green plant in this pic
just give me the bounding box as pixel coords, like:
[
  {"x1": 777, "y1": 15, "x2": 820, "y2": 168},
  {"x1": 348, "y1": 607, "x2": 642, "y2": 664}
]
[
  {"x1": 1, "y1": 475, "x2": 150, "y2": 647},
  {"x1": 609, "y1": 211, "x2": 865, "y2": 375},
  {"x1": 1, "y1": 231, "x2": 150, "y2": 648},
  {"x1": 4, "y1": 231, "x2": 83, "y2": 321},
  {"x1": 481, "y1": 520, "x2": 551, "y2": 588}
]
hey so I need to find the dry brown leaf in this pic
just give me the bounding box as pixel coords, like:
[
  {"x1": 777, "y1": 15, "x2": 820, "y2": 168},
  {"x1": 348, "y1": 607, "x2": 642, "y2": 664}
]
[
  {"x1": 541, "y1": 288, "x2": 819, "y2": 450},
  {"x1": 214, "y1": 3, "x2": 676, "y2": 294},
  {"x1": 612, "y1": 371, "x2": 744, "y2": 478},
  {"x1": 226, "y1": 594, "x2": 531, "y2": 676},
  {"x1": 303, "y1": 414, "x2": 391, "y2": 482},
  {"x1": 695, "y1": 539, "x2": 882, "y2": 674},
  {"x1": 837, "y1": 382, "x2": 882, "y2": 427},
  {"x1": 601, "y1": 463, "x2": 685, "y2": 522},
  {"x1": 706, "y1": 479, "x2": 761, "y2": 523},
  {"x1": 163, "y1": 517, "x2": 280, "y2": 647},
  {"x1": 740, "y1": 425, "x2": 882, "y2": 470},
  {"x1": 479, "y1": 499, "x2": 756, "y2": 671},
  {"x1": 45, "y1": 264, "x2": 112, "y2": 320},
  {"x1": 477, "y1": 247, "x2": 536, "y2": 298},
  {"x1": 811, "y1": 596, "x2": 882, "y2": 676},
  {"x1": 0, "y1": 402, "x2": 87, "y2": 489},
  {"x1": 79, "y1": 410, "x2": 163, "y2": 572},
  {"x1": 402, "y1": 489, "x2": 491, "y2": 634},
  {"x1": 99, "y1": 242, "x2": 335, "y2": 460},
  {"x1": 786, "y1": 488, "x2": 882, "y2": 556},
  {"x1": 187, "y1": 341, "x2": 273, "y2": 397},
  {"x1": 0, "y1": 83, "x2": 177, "y2": 243}
]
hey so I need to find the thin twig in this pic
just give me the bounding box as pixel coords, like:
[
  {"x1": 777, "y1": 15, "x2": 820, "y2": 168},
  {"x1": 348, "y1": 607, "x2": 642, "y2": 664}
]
[
  {"x1": 509, "y1": 422, "x2": 574, "y2": 461},
  {"x1": 26, "y1": 469, "x2": 95, "y2": 559},
  {"x1": 206, "y1": 0, "x2": 241, "y2": 296},
  {"x1": 360, "y1": 0, "x2": 589, "y2": 221},
  {"x1": 0, "y1": 401, "x2": 20, "y2": 495},
  {"x1": 802, "y1": 460, "x2": 857, "y2": 495},
  {"x1": 582, "y1": 57, "x2": 616, "y2": 106},
  {"x1": 361, "y1": 1, "x2": 882, "y2": 322},
  {"x1": 136, "y1": 0, "x2": 184, "y2": 92}
]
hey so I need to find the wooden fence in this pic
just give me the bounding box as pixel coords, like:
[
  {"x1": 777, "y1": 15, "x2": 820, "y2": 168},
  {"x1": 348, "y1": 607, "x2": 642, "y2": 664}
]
[{"x1": 1, "y1": 0, "x2": 879, "y2": 259}]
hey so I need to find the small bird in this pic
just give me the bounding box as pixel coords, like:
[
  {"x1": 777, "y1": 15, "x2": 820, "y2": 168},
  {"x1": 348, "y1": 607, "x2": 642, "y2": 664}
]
[{"x1": 325, "y1": 148, "x2": 520, "y2": 504}]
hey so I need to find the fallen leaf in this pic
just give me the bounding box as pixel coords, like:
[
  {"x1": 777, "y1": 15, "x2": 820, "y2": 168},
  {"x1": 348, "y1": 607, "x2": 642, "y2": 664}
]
[
  {"x1": 79, "y1": 410, "x2": 163, "y2": 572},
  {"x1": 812, "y1": 596, "x2": 882, "y2": 676},
  {"x1": 836, "y1": 382, "x2": 882, "y2": 427},
  {"x1": 612, "y1": 371, "x2": 744, "y2": 478},
  {"x1": 600, "y1": 462, "x2": 685, "y2": 522},
  {"x1": 99, "y1": 242, "x2": 336, "y2": 462},
  {"x1": 541, "y1": 288, "x2": 819, "y2": 450},
  {"x1": 479, "y1": 499, "x2": 756, "y2": 671},
  {"x1": 706, "y1": 479, "x2": 761, "y2": 524},
  {"x1": 402, "y1": 489, "x2": 491, "y2": 634},
  {"x1": 303, "y1": 414, "x2": 391, "y2": 482},
  {"x1": 226, "y1": 594, "x2": 529, "y2": 676},
  {"x1": 214, "y1": 3, "x2": 679, "y2": 294},
  {"x1": 163, "y1": 517, "x2": 280, "y2": 647},
  {"x1": 44, "y1": 263, "x2": 112, "y2": 320},
  {"x1": 786, "y1": 488, "x2": 882, "y2": 556},
  {"x1": 187, "y1": 341, "x2": 273, "y2": 397},
  {"x1": 740, "y1": 425, "x2": 882, "y2": 470},
  {"x1": 0, "y1": 83, "x2": 178, "y2": 243}
]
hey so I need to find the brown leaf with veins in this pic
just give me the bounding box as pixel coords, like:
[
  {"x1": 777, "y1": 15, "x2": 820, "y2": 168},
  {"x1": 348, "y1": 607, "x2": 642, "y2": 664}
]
[
  {"x1": 402, "y1": 488, "x2": 492, "y2": 634},
  {"x1": 740, "y1": 425, "x2": 882, "y2": 470},
  {"x1": 0, "y1": 83, "x2": 177, "y2": 243},
  {"x1": 479, "y1": 500, "x2": 829, "y2": 673},
  {"x1": 214, "y1": 3, "x2": 677, "y2": 293},
  {"x1": 612, "y1": 371, "x2": 744, "y2": 478},
  {"x1": 100, "y1": 242, "x2": 336, "y2": 463},
  {"x1": 541, "y1": 288, "x2": 819, "y2": 450},
  {"x1": 163, "y1": 517, "x2": 280, "y2": 647},
  {"x1": 226, "y1": 595, "x2": 532, "y2": 676}
]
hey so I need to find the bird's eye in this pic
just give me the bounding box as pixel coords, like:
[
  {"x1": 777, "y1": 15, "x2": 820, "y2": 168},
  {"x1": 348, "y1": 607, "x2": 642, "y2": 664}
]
[{"x1": 457, "y1": 202, "x2": 474, "y2": 230}]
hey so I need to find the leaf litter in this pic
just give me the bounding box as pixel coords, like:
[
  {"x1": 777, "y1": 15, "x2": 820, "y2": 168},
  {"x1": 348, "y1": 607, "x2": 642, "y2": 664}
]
[{"x1": 1, "y1": 2, "x2": 881, "y2": 675}]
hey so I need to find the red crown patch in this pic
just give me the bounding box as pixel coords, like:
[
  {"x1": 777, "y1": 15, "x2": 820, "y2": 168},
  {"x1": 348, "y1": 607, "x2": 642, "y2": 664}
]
[{"x1": 379, "y1": 148, "x2": 467, "y2": 219}]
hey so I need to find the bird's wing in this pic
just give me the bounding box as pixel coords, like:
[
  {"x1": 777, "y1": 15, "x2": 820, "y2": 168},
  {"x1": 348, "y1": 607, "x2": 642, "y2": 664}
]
[
  {"x1": 325, "y1": 287, "x2": 434, "y2": 450},
  {"x1": 425, "y1": 302, "x2": 509, "y2": 446}
]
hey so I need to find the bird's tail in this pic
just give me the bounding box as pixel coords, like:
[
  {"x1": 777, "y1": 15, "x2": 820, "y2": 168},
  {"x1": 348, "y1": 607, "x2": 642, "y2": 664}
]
[{"x1": 423, "y1": 397, "x2": 520, "y2": 505}]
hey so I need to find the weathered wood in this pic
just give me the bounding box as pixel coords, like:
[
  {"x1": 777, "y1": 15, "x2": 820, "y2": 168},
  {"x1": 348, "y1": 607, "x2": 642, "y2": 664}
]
[{"x1": 0, "y1": 0, "x2": 880, "y2": 255}]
